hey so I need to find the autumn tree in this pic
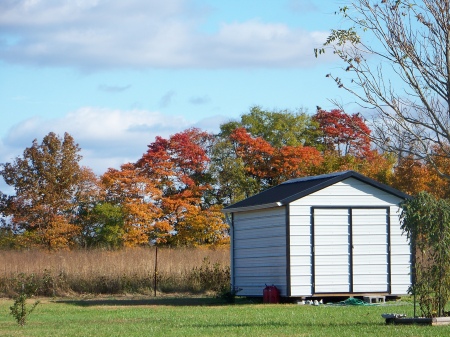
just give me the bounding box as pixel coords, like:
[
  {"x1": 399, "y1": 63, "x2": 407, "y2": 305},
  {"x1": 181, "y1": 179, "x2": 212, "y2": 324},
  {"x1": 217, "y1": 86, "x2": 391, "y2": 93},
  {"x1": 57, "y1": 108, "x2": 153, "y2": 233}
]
[
  {"x1": 167, "y1": 205, "x2": 229, "y2": 246},
  {"x1": 136, "y1": 128, "x2": 228, "y2": 246},
  {"x1": 212, "y1": 106, "x2": 323, "y2": 204},
  {"x1": 214, "y1": 106, "x2": 394, "y2": 202},
  {"x1": 427, "y1": 147, "x2": 450, "y2": 198},
  {"x1": 392, "y1": 147, "x2": 450, "y2": 198},
  {"x1": 88, "y1": 163, "x2": 163, "y2": 247},
  {"x1": 316, "y1": 0, "x2": 450, "y2": 179},
  {"x1": 309, "y1": 108, "x2": 394, "y2": 183},
  {"x1": 0, "y1": 132, "x2": 97, "y2": 249},
  {"x1": 230, "y1": 128, "x2": 276, "y2": 189},
  {"x1": 229, "y1": 127, "x2": 323, "y2": 190},
  {"x1": 273, "y1": 145, "x2": 324, "y2": 182},
  {"x1": 313, "y1": 108, "x2": 371, "y2": 157},
  {"x1": 392, "y1": 156, "x2": 431, "y2": 196}
]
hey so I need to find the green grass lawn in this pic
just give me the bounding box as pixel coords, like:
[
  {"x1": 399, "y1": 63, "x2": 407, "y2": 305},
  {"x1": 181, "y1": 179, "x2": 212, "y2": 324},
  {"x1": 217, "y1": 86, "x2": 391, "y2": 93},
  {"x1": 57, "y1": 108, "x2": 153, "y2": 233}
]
[{"x1": 1, "y1": 296, "x2": 449, "y2": 337}]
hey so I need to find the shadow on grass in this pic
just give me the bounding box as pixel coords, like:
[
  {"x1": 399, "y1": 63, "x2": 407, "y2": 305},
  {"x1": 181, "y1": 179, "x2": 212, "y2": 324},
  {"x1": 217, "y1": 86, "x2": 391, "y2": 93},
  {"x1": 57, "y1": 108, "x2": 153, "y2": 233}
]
[{"x1": 54, "y1": 296, "x2": 258, "y2": 307}]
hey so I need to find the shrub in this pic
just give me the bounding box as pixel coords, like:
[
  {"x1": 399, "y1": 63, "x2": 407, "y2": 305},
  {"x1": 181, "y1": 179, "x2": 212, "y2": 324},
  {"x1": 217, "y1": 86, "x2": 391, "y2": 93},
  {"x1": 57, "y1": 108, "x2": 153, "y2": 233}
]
[
  {"x1": 187, "y1": 257, "x2": 230, "y2": 294},
  {"x1": 10, "y1": 293, "x2": 40, "y2": 326},
  {"x1": 9, "y1": 276, "x2": 40, "y2": 326}
]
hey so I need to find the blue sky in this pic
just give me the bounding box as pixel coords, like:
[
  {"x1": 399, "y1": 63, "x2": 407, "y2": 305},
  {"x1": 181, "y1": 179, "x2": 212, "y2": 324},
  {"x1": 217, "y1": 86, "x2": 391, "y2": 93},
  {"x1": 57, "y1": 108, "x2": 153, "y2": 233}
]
[{"x1": 0, "y1": 0, "x2": 355, "y2": 181}]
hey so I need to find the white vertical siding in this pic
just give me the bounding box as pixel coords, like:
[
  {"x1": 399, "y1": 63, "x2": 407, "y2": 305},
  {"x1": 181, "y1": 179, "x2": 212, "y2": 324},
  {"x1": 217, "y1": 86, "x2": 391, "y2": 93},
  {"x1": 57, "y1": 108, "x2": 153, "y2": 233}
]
[
  {"x1": 289, "y1": 178, "x2": 410, "y2": 296},
  {"x1": 389, "y1": 206, "x2": 411, "y2": 294},
  {"x1": 290, "y1": 178, "x2": 402, "y2": 207},
  {"x1": 289, "y1": 205, "x2": 312, "y2": 296},
  {"x1": 233, "y1": 207, "x2": 287, "y2": 297},
  {"x1": 231, "y1": 177, "x2": 410, "y2": 298},
  {"x1": 352, "y1": 208, "x2": 389, "y2": 292},
  {"x1": 314, "y1": 208, "x2": 351, "y2": 293}
]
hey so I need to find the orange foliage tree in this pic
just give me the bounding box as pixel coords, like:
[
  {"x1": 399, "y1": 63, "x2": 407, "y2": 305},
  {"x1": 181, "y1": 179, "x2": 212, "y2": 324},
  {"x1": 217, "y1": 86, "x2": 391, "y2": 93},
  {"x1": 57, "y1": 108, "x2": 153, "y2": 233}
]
[
  {"x1": 392, "y1": 146, "x2": 450, "y2": 199},
  {"x1": 230, "y1": 127, "x2": 324, "y2": 189},
  {"x1": 0, "y1": 132, "x2": 98, "y2": 249},
  {"x1": 392, "y1": 156, "x2": 432, "y2": 196},
  {"x1": 318, "y1": 150, "x2": 395, "y2": 185},
  {"x1": 136, "y1": 128, "x2": 229, "y2": 246},
  {"x1": 428, "y1": 147, "x2": 450, "y2": 199},
  {"x1": 99, "y1": 163, "x2": 163, "y2": 247}
]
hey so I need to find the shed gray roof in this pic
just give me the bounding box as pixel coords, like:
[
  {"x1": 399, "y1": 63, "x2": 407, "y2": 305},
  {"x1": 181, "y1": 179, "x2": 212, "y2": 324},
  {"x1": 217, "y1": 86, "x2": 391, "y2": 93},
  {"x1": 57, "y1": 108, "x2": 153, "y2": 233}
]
[{"x1": 223, "y1": 170, "x2": 410, "y2": 213}]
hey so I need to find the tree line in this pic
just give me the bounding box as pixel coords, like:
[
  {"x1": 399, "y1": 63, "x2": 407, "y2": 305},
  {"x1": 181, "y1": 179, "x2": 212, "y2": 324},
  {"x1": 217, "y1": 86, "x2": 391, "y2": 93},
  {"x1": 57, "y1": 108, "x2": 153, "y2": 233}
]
[{"x1": 0, "y1": 106, "x2": 447, "y2": 250}]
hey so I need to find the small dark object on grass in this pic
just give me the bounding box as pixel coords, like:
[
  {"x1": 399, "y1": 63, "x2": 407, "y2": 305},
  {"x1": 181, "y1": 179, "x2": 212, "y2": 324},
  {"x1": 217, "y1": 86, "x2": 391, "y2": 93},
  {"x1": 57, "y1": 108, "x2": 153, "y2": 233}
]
[{"x1": 381, "y1": 313, "x2": 406, "y2": 319}]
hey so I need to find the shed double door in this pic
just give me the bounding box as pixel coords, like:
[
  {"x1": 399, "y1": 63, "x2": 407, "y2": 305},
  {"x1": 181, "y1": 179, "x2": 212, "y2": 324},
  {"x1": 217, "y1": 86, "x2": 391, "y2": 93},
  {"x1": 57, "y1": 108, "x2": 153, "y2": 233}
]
[{"x1": 313, "y1": 207, "x2": 390, "y2": 294}]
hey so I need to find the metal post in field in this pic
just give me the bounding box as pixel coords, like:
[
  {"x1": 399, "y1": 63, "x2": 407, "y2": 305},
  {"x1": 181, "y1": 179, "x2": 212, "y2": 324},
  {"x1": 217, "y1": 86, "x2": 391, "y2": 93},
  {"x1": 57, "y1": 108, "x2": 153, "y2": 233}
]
[{"x1": 154, "y1": 246, "x2": 158, "y2": 297}]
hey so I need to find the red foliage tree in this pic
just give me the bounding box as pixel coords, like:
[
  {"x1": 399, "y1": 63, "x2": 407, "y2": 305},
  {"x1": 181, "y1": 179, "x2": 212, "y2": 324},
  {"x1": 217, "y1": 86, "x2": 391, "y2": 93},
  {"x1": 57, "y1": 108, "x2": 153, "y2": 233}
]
[
  {"x1": 230, "y1": 128, "x2": 275, "y2": 184},
  {"x1": 313, "y1": 109, "x2": 372, "y2": 157},
  {"x1": 230, "y1": 127, "x2": 324, "y2": 187},
  {"x1": 136, "y1": 128, "x2": 228, "y2": 246}
]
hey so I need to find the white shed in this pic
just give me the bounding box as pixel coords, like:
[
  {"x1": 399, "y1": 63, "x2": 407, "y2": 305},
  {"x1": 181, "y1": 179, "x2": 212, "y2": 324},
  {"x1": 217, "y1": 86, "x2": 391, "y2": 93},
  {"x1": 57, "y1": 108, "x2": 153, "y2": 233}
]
[{"x1": 223, "y1": 171, "x2": 411, "y2": 298}]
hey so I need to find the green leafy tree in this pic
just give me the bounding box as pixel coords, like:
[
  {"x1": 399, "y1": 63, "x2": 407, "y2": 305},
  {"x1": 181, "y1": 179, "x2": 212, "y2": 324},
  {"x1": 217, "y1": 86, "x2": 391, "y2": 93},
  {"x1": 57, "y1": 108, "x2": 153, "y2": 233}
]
[
  {"x1": 0, "y1": 192, "x2": 16, "y2": 248},
  {"x1": 400, "y1": 192, "x2": 450, "y2": 317},
  {"x1": 220, "y1": 106, "x2": 320, "y2": 148},
  {"x1": 9, "y1": 273, "x2": 41, "y2": 326},
  {"x1": 208, "y1": 137, "x2": 260, "y2": 206},
  {"x1": 0, "y1": 132, "x2": 96, "y2": 249},
  {"x1": 83, "y1": 203, "x2": 125, "y2": 249}
]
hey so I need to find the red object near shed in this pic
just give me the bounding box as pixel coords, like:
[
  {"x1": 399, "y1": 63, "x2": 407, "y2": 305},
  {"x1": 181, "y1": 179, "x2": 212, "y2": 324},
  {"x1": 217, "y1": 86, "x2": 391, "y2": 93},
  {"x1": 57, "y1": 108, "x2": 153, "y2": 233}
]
[{"x1": 263, "y1": 285, "x2": 280, "y2": 303}]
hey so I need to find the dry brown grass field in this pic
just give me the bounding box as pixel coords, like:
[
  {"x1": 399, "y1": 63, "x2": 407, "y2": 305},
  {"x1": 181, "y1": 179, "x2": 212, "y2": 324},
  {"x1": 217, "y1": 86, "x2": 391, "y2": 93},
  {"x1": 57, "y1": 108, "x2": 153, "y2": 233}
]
[{"x1": 0, "y1": 246, "x2": 230, "y2": 297}]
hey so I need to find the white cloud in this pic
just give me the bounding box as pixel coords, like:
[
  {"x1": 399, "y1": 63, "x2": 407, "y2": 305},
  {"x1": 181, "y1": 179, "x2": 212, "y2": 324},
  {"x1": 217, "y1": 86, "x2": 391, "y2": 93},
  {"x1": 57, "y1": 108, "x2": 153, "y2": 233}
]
[
  {"x1": 1, "y1": 107, "x2": 219, "y2": 175},
  {"x1": 0, "y1": 0, "x2": 333, "y2": 69},
  {"x1": 205, "y1": 20, "x2": 330, "y2": 67}
]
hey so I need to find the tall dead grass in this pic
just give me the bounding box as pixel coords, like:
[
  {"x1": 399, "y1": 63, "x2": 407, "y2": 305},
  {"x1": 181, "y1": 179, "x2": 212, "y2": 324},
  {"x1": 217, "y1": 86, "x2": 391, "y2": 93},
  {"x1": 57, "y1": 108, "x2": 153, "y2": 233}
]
[{"x1": 0, "y1": 247, "x2": 230, "y2": 297}]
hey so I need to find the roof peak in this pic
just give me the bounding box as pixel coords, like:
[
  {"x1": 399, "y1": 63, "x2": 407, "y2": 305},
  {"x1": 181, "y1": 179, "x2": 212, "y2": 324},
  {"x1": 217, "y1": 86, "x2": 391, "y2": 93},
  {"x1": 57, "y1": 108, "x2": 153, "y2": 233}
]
[
  {"x1": 281, "y1": 171, "x2": 353, "y2": 185},
  {"x1": 223, "y1": 170, "x2": 410, "y2": 213}
]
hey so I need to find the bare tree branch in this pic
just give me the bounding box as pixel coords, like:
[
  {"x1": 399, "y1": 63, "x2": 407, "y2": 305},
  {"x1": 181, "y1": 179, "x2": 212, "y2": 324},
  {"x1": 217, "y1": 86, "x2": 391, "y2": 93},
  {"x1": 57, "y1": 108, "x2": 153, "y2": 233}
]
[{"x1": 318, "y1": 0, "x2": 450, "y2": 179}]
